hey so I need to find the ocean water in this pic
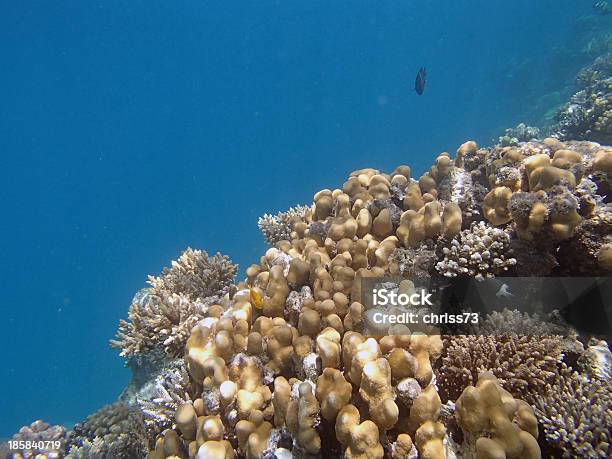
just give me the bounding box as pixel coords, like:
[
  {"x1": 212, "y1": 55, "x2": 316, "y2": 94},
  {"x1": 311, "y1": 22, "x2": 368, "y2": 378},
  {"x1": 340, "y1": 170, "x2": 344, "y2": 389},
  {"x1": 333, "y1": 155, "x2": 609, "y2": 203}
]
[{"x1": 0, "y1": 0, "x2": 605, "y2": 440}]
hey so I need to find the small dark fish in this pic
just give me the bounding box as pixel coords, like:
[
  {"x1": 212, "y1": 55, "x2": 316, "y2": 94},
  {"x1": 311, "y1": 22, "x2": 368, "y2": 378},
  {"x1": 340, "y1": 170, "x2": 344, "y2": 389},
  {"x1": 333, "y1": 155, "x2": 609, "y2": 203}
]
[{"x1": 415, "y1": 66, "x2": 426, "y2": 95}]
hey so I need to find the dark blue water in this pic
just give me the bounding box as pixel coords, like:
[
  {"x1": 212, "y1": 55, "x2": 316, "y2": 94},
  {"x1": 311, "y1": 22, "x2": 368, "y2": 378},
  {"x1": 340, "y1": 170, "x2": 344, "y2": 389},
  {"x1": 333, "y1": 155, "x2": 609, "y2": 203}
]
[{"x1": 0, "y1": 0, "x2": 596, "y2": 436}]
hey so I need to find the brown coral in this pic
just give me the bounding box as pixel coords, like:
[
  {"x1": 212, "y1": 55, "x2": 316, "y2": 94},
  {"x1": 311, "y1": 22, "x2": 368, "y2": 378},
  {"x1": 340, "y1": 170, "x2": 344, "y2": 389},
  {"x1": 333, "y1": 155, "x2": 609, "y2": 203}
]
[{"x1": 437, "y1": 335, "x2": 564, "y2": 402}]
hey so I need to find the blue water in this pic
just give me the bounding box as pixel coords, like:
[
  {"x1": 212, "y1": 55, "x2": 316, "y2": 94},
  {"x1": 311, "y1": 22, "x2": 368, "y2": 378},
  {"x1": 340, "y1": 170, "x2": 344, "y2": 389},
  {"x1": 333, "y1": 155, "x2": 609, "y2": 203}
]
[{"x1": 0, "y1": 0, "x2": 599, "y2": 436}]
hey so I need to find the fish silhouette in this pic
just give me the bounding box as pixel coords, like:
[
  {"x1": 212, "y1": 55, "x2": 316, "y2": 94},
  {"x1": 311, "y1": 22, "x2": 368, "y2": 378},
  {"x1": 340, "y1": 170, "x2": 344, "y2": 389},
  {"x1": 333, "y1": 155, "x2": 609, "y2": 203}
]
[
  {"x1": 415, "y1": 67, "x2": 426, "y2": 95},
  {"x1": 496, "y1": 283, "x2": 514, "y2": 299}
]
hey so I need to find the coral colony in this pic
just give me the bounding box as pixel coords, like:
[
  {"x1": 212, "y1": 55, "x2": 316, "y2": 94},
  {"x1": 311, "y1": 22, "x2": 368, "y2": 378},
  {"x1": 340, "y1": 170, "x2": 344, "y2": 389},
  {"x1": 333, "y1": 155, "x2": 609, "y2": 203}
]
[{"x1": 5, "y1": 61, "x2": 612, "y2": 459}]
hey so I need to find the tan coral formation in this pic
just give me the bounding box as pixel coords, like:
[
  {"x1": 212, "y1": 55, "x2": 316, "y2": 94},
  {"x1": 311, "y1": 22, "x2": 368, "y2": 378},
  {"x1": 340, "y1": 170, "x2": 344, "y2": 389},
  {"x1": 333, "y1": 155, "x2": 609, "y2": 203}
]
[
  {"x1": 335, "y1": 404, "x2": 384, "y2": 459},
  {"x1": 456, "y1": 372, "x2": 540, "y2": 459}
]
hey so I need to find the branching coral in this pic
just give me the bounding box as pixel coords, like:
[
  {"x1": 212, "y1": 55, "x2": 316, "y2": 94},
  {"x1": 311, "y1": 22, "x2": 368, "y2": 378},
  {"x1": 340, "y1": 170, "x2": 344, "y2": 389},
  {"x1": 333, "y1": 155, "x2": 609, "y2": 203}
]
[
  {"x1": 111, "y1": 289, "x2": 207, "y2": 357},
  {"x1": 473, "y1": 308, "x2": 571, "y2": 336},
  {"x1": 472, "y1": 308, "x2": 584, "y2": 356},
  {"x1": 135, "y1": 359, "x2": 196, "y2": 438},
  {"x1": 437, "y1": 334, "x2": 564, "y2": 403},
  {"x1": 534, "y1": 365, "x2": 612, "y2": 458},
  {"x1": 148, "y1": 247, "x2": 237, "y2": 301},
  {"x1": 111, "y1": 247, "x2": 237, "y2": 358},
  {"x1": 258, "y1": 205, "x2": 311, "y2": 246}
]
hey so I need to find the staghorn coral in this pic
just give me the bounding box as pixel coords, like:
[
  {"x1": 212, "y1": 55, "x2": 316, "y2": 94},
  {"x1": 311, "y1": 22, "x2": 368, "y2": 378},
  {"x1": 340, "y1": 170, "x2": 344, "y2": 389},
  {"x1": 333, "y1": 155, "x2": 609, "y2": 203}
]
[
  {"x1": 534, "y1": 365, "x2": 612, "y2": 458},
  {"x1": 111, "y1": 288, "x2": 207, "y2": 357},
  {"x1": 66, "y1": 402, "x2": 149, "y2": 459},
  {"x1": 111, "y1": 247, "x2": 237, "y2": 358},
  {"x1": 258, "y1": 205, "x2": 311, "y2": 246},
  {"x1": 148, "y1": 247, "x2": 237, "y2": 301},
  {"x1": 473, "y1": 308, "x2": 571, "y2": 337},
  {"x1": 135, "y1": 359, "x2": 196, "y2": 438},
  {"x1": 437, "y1": 334, "x2": 564, "y2": 403},
  {"x1": 435, "y1": 221, "x2": 516, "y2": 279},
  {"x1": 473, "y1": 308, "x2": 584, "y2": 356}
]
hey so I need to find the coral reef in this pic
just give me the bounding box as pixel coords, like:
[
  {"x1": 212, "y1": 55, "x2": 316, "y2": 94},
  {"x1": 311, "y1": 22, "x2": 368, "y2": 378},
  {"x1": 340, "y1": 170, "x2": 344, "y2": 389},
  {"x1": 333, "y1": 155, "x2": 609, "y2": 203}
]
[
  {"x1": 550, "y1": 53, "x2": 612, "y2": 145},
  {"x1": 126, "y1": 136, "x2": 609, "y2": 458},
  {"x1": 9, "y1": 130, "x2": 611, "y2": 457}
]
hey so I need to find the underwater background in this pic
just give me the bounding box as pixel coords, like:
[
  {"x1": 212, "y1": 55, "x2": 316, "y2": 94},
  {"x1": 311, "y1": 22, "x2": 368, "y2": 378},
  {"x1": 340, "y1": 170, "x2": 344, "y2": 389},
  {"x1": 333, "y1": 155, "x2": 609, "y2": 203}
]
[{"x1": 0, "y1": 0, "x2": 609, "y2": 440}]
